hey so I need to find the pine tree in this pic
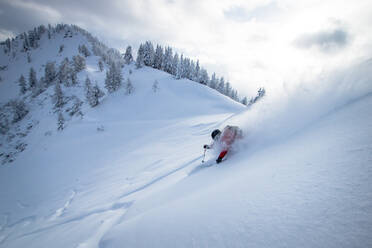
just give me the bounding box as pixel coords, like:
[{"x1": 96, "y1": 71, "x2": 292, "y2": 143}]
[
  {"x1": 162, "y1": 47, "x2": 173, "y2": 73},
  {"x1": 241, "y1": 96, "x2": 248, "y2": 106},
  {"x1": 171, "y1": 53, "x2": 179, "y2": 76},
  {"x1": 105, "y1": 62, "x2": 122, "y2": 93},
  {"x1": 78, "y1": 44, "x2": 91, "y2": 57},
  {"x1": 85, "y1": 76, "x2": 104, "y2": 107},
  {"x1": 123, "y1": 46, "x2": 133, "y2": 64},
  {"x1": 225, "y1": 81, "x2": 232, "y2": 97},
  {"x1": 199, "y1": 69, "x2": 209, "y2": 85},
  {"x1": 19, "y1": 75, "x2": 27, "y2": 94},
  {"x1": 152, "y1": 80, "x2": 159, "y2": 92},
  {"x1": 217, "y1": 77, "x2": 225, "y2": 94},
  {"x1": 68, "y1": 97, "x2": 84, "y2": 117},
  {"x1": 91, "y1": 83, "x2": 105, "y2": 106},
  {"x1": 231, "y1": 90, "x2": 239, "y2": 101},
  {"x1": 176, "y1": 54, "x2": 184, "y2": 79},
  {"x1": 194, "y1": 60, "x2": 200, "y2": 82},
  {"x1": 9, "y1": 100, "x2": 28, "y2": 123},
  {"x1": 189, "y1": 60, "x2": 196, "y2": 80},
  {"x1": 73, "y1": 55, "x2": 86, "y2": 72},
  {"x1": 44, "y1": 61, "x2": 56, "y2": 87},
  {"x1": 136, "y1": 44, "x2": 145, "y2": 68},
  {"x1": 85, "y1": 76, "x2": 93, "y2": 101},
  {"x1": 53, "y1": 82, "x2": 64, "y2": 108},
  {"x1": 23, "y1": 32, "x2": 30, "y2": 52},
  {"x1": 153, "y1": 45, "x2": 163, "y2": 69},
  {"x1": 27, "y1": 53, "x2": 31, "y2": 63},
  {"x1": 125, "y1": 78, "x2": 134, "y2": 95},
  {"x1": 183, "y1": 58, "x2": 191, "y2": 79},
  {"x1": 28, "y1": 67, "x2": 37, "y2": 90},
  {"x1": 70, "y1": 70, "x2": 78, "y2": 86},
  {"x1": 143, "y1": 41, "x2": 155, "y2": 67},
  {"x1": 248, "y1": 88, "x2": 266, "y2": 106},
  {"x1": 58, "y1": 58, "x2": 71, "y2": 86},
  {"x1": 98, "y1": 60, "x2": 104, "y2": 72},
  {"x1": 57, "y1": 112, "x2": 65, "y2": 131},
  {"x1": 59, "y1": 45, "x2": 64, "y2": 53}
]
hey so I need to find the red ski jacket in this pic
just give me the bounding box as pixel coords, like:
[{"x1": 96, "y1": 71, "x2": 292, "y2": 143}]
[{"x1": 206, "y1": 125, "x2": 243, "y2": 162}]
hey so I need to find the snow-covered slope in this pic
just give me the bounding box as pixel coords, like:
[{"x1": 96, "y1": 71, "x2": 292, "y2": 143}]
[
  {"x1": 1, "y1": 25, "x2": 372, "y2": 248},
  {"x1": 103, "y1": 92, "x2": 372, "y2": 248}
]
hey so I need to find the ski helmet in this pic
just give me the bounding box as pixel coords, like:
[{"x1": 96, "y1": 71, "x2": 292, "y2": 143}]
[{"x1": 211, "y1": 129, "x2": 221, "y2": 140}]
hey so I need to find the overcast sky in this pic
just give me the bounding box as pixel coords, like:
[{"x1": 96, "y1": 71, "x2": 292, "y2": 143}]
[{"x1": 1, "y1": 0, "x2": 372, "y2": 96}]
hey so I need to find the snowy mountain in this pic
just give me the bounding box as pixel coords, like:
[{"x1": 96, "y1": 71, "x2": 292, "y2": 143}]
[{"x1": 0, "y1": 24, "x2": 372, "y2": 248}]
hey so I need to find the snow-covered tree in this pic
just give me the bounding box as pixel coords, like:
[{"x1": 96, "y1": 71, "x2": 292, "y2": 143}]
[
  {"x1": 225, "y1": 81, "x2": 232, "y2": 97},
  {"x1": 73, "y1": 55, "x2": 86, "y2": 72},
  {"x1": 22, "y1": 32, "x2": 30, "y2": 52},
  {"x1": 176, "y1": 54, "x2": 184, "y2": 79},
  {"x1": 105, "y1": 62, "x2": 122, "y2": 93},
  {"x1": 125, "y1": 78, "x2": 134, "y2": 95},
  {"x1": 32, "y1": 77, "x2": 44, "y2": 97},
  {"x1": 53, "y1": 82, "x2": 65, "y2": 109},
  {"x1": 199, "y1": 68, "x2": 209, "y2": 85},
  {"x1": 183, "y1": 58, "x2": 191, "y2": 79},
  {"x1": 241, "y1": 96, "x2": 248, "y2": 106},
  {"x1": 171, "y1": 53, "x2": 179, "y2": 76},
  {"x1": 28, "y1": 67, "x2": 37, "y2": 90},
  {"x1": 143, "y1": 41, "x2": 155, "y2": 67},
  {"x1": 27, "y1": 29, "x2": 38, "y2": 49},
  {"x1": 231, "y1": 90, "x2": 239, "y2": 101},
  {"x1": 68, "y1": 96, "x2": 84, "y2": 117},
  {"x1": 70, "y1": 70, "x2": 78, "y2": 86},
  {"x1": 19, "y1": 75, "x2": 27, "y2": 94},
  {"x1": 58, "y1": 58, "x2": 71, "y2": 86},
  {"x1": 153, "y1": 45, "x2": 163, "y2": 69},
  {"x1": 248, "y1": 88, "x2": 266, "y2": 106},
  {"x1": 0, "y1": 112, "x2": 9, "y2": 134},
  {"x1": 85, "y1": 77, "x2": 104, "y2": 107},
  {"x1": 59, "y1": 45, "x2": 64, "y2": 53},
  {"x1": 162, "y1": 46, "x2": 173, "y2": 74},
  {"x1": 9, "y1": 100, "x2": 28, "y2": 123},
  {"x1": 152, "y1": 80, "x2": 159, "y2": 92},
  {"x1": 208, "y1": 73, "x2": 217, "y2": 89},
  {"x1": 136, "y1": 44, "x2": 145, "y2": 68},
  {"x1": 194, "y1": 60, "x2": 200, "y2": 82},
  {"x1": 91, "y1": 83, "x2": 105, "y2": 106},
  {"x1": 217, "y1": 77, "x2": 225, "y2": 94},
  {"x1": 78, "y1": 44, "x2": 91, "y2": 57},
  {"x1": 44, "y1": 61, "x2": 56, "y2": 87},
  {"x1": 98, "y1": 60, "x2": 104, "y2": 72},
  {"x1": 123, "y1": 46, "x2": 133, "y2": 64},
  {"x1": 27, "y1": 53, "x2": 31, "y2": 63},
  {"x1": 57, "y1": 112, "x2": 64, "y2": 131}
]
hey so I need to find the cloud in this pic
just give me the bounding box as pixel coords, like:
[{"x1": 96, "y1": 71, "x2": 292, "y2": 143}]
[
  {"x1": 0, "y1": 0, "x2": 61, "y2": 35},
  {"x1": 294, "y1": 28, "x2": 350, "y2": 53},
  {"x1": 224, "y1": 1, "x2": 283, "y2": 23}
]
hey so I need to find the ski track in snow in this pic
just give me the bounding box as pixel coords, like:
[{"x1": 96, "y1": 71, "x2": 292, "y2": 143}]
[
  {"x1": 49, "y1": 189, "x2": 77, "y2": 221},
  {"x1": 118, "y1": 155, "x2": 203, "y2": 199}
]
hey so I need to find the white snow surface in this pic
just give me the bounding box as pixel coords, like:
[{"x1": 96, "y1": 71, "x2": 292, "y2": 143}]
[{"x1": 1, "y1": 28, "x2": 372, "y2": 248}]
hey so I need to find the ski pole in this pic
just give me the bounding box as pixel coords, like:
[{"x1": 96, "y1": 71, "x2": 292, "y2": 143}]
[{"x1": 202, "y1": 148, "x2": 207, "y2": 163}]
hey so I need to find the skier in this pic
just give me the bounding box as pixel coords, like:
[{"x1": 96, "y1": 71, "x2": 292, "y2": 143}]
[{"x1": 203, "y1": 125, "x2": 243, "y2": 164}]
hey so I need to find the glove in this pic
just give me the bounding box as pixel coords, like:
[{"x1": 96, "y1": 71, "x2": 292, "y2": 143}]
[
  {"x1": 216, "y1": 157, "x2": 222, "y2": 164},
  {"x1": 203, "y1": 145, "x2": 209, "y2": 149}
]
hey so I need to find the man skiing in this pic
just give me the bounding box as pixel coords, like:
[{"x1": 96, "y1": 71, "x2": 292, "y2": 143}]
[{"x1": 203, "y1": 125, "x2": 243, "y2": 164}]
